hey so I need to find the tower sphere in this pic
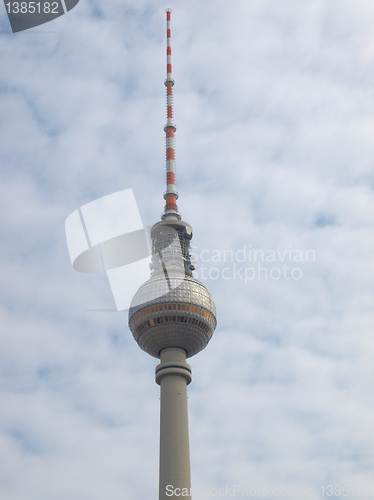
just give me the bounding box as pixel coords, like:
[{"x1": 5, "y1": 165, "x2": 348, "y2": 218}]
[{"x1": 128, "y1": 273, "x2": 217, "y2": 359}]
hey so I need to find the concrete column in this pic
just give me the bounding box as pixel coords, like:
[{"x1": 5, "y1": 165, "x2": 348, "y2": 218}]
[{"x1": 156, "y1": 347, "x2": 192, "y2": 500}]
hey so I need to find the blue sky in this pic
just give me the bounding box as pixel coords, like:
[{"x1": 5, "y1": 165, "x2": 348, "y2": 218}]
[{"x1": 0, "y1": 0, "x2": 373, "y2": 499}]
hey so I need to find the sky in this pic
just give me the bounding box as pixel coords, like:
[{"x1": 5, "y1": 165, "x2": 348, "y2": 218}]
[{"x1": 0, "y1": 0, "x2": 374, "y2": 499}]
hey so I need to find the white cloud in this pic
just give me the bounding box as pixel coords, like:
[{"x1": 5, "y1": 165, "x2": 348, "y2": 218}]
[{"x1": 0, "y1": 0, "x2": 373, "y2": 498}]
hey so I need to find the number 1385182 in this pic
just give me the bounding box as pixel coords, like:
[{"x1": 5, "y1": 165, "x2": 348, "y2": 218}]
[{"x1": 5, "y1": 2, "x2": 60, "y2": 14}]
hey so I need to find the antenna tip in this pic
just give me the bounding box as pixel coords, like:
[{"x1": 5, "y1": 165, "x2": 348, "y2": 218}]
[{"x1": 165, "y1": 8, "x2": 172, "y2": 13}]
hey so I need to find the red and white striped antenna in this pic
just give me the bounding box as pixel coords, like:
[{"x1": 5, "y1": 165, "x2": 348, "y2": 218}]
[{"x1": 162, "y1": 8, "x2": 181, "y2": 221}]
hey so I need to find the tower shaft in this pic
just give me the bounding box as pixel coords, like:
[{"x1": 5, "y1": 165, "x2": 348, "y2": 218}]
[{"x1": 156, "y1": 348, "x2": 192, "y2": 500}]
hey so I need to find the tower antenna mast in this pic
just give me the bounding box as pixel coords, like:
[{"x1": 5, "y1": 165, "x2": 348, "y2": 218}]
[{"x1": 163, "y1": 8, "x2": 180, "y2": 221}]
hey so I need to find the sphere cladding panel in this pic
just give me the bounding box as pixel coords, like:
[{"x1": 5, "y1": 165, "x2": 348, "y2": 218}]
[
  {"x1": 129, "y1": 276, "x2": 216, "y2": 315},
  {"x1": 135, "y1": 323, "x2": 210, "y2": 358},
  {"x1": 128, "y1": 275, "x2": 217, "y2": 358}
]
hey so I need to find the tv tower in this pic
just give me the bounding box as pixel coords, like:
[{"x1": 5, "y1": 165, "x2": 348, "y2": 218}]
[{"x1": 128, "y1": 9, "x2": 217, "y2": 500}]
